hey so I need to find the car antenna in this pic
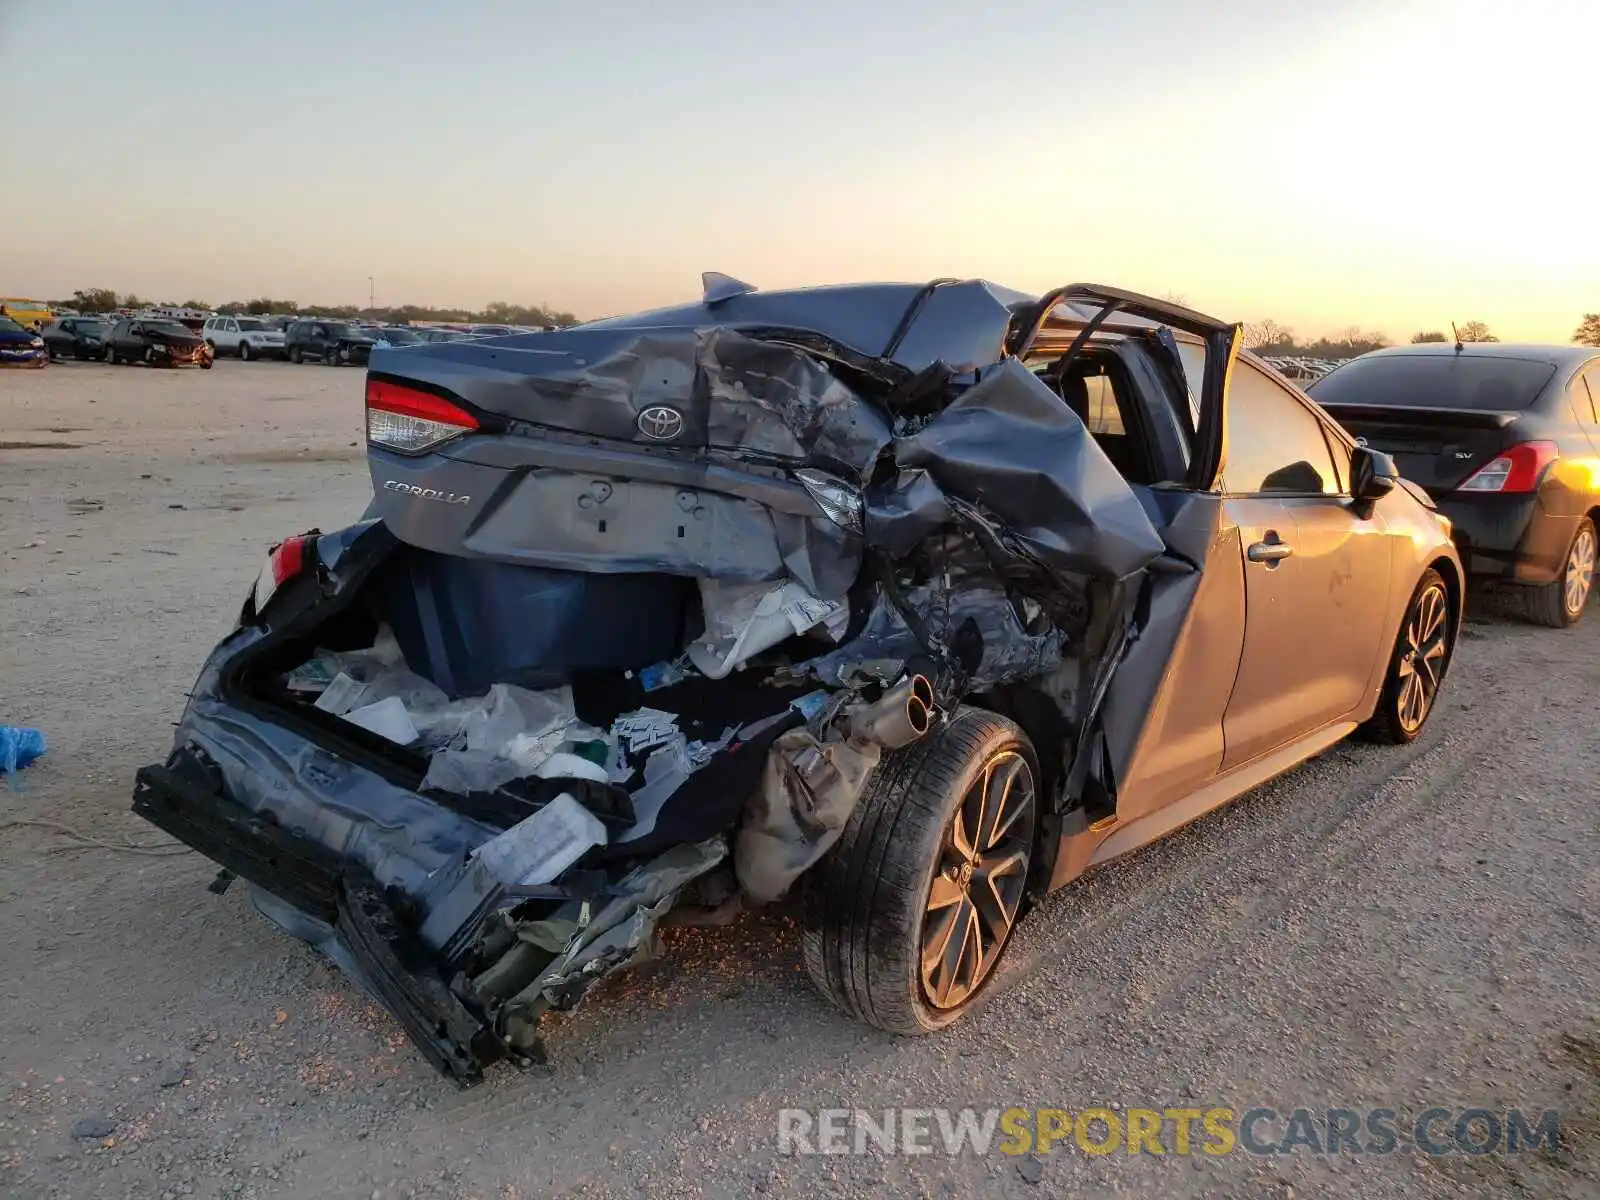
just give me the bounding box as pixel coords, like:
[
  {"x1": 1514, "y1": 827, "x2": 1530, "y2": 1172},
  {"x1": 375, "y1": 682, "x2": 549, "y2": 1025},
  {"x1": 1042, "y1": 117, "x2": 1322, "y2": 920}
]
[{"x1": 1451, "y1": 322, "x2": 1463, "y2": 353}]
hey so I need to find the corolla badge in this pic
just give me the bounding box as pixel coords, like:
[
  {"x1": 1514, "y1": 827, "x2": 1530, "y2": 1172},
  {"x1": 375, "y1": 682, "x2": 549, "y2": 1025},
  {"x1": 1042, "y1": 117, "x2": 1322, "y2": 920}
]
[
  {"x1": 383, "y1": 480, "x2": 471, "y2": 505},
  {"x1": 637, "y1": 405, "x2": 686, "y2": 441}
]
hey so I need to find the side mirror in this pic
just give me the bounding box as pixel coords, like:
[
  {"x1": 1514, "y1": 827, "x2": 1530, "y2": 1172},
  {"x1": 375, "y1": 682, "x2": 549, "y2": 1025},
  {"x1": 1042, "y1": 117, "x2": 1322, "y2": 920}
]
[{"x1": 1350, "y1": 446, "x2": 1398, "y2": 503}]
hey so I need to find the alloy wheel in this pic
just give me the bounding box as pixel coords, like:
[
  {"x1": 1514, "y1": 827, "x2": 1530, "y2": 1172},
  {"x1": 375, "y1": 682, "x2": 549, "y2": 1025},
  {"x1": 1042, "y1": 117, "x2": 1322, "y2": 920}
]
[
  {"x1": 1395, "y1": 581, "x2": 1449, "y2": 735},
  {"x1": 1565, "y1": 526, "x2": 1596, "y2": 617},
  {"x1": 920, "y1": 751, "x2": 1035, "y2": 1010}
]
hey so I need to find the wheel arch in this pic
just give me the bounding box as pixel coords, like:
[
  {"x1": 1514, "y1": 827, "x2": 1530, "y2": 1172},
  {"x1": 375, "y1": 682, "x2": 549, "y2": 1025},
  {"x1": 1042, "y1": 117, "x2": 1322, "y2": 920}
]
[{"x1": 1428, "y1": 552, "x2": 1465, "y2": 652}]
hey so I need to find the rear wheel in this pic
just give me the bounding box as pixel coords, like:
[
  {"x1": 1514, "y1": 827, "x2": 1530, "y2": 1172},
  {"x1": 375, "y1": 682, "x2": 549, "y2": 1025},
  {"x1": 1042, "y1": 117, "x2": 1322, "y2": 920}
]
[
  {"x1": 1361, "y1": 568, "x2": 1452, "y2": 744},
  {"x1": 325, "y1": 344, "x2": 343, "y2": 366},
  {"x1": 105, "y1": 346, "x2": 117, "y2": 364},
  {"x1": 288, "y1": 345, "x2": 302, "y2": 364},
  {"x1": 802, "y1": 709, "x2": 1038, "y2": 1034},
  {"x1": 1526, "y1": 518, "x2": 1596, "y2": 628},
  {"x1": 142, "y1": 346, "x2": 155, "y2": 366}
]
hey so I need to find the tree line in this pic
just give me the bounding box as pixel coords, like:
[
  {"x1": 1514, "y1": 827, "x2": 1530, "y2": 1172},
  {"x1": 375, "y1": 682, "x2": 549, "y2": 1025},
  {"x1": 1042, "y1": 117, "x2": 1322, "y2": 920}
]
[
  {"x1": 1244, "y1": 318, "x2": 1499, "y2": 357},
  {"x1": 50, "y1": 288, "x2": 578, "y2": 328},
  {"x1": 1247, "y1": 315, "x2": 1600, "y2": 355}
]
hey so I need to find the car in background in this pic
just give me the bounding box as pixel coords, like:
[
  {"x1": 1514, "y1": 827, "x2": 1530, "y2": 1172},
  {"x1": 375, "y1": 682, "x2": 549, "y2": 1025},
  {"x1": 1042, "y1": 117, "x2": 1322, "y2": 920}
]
[
  {"x1": 0, "y1": 298, "x2": 55, "y2": 332},
  {"x1": 40, "y1": 316, "x2": 110, "y2": 361},
  {"x1": 370, "y1": 326, "x2": 423, "y2": 348},
  {"x1": 285, "y1": 320, "x2": 376, "y2": 366},
  {"x1": 0, "y1": 314, "x2": 47, "y2": 366},
  {"x1": 103, "y1": 318, "x2": 214, "y2": 368},
  {"x1": 415, "y1": 328, "x2": 467, "y2": 344},
  {"x1": 468, "y1": 324, "x2": 516, "y2": 337},
  {"x1": 203, "y1": 316, "x2": 287, "y2": 360},
  {"x1": 1310, "y1": 343, "x2": 1600, "y2": 627}
]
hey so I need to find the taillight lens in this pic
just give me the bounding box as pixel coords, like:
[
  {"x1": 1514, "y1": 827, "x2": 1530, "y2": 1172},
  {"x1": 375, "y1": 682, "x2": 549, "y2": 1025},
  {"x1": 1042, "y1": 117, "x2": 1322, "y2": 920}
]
[
  {"x1": 366, "y1": 378, "x2": 479, "y2": 454},
  {"x1": 252, "y1": 533, "x2": 317, "y2": 615},
  {"x1": 1456, "y1": 441, "x2": 1558, "y2": 494},
  {"x1": 794, "y1": 468, "x2": 864, "y2": 533}
]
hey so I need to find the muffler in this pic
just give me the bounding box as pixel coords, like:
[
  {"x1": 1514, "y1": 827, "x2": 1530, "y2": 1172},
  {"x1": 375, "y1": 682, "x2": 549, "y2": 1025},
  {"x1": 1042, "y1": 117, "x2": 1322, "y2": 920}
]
[{"x1": 848, "y1": 674, "x2": 935, "y2": 750}]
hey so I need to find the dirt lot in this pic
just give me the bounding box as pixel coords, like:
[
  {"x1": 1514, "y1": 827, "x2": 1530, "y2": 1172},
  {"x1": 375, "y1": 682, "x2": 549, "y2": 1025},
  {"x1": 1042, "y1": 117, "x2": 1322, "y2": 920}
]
[{"x1": 2, "y1": 360, "x2": 1597, "y2": 1200}]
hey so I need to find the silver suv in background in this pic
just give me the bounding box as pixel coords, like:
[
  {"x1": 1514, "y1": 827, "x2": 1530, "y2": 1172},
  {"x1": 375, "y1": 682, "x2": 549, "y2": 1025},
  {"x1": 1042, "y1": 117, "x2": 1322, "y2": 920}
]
[{"x1": 202, "y1": 316, "x2": 287, "y2": 361}]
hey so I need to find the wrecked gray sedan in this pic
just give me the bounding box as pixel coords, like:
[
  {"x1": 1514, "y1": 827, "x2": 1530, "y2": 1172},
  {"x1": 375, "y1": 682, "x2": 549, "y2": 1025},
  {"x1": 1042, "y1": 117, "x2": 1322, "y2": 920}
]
[{"x1": 134, "y1": 276, "x2": 1463, "y2": 1082}]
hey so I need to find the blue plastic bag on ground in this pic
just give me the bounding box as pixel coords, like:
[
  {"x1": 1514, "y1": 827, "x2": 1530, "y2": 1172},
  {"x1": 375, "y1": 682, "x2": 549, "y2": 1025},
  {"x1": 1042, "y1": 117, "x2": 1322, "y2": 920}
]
[{"x1": 1, "y1": 727, "x2": 46, "y2": 787}]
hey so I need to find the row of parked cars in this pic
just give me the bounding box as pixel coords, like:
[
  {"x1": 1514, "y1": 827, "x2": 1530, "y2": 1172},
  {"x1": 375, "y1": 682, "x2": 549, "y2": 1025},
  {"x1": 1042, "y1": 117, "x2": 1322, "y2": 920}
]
[{"x1": 25, "y1": 313, "x2": 535, "y2": 369}]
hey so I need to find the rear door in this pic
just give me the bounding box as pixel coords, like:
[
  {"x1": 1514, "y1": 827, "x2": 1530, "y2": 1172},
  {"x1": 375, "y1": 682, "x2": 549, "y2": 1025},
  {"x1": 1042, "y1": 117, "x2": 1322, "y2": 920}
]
[{"x1": 1221, "y1": 360, "x2": 1394, "y2": 768}]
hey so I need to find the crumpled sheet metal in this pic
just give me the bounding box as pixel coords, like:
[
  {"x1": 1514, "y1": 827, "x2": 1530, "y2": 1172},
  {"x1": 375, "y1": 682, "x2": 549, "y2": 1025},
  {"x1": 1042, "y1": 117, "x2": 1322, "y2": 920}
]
[
  {"x1": 179, "y1": 637, "x2": 497, "y2": 899},
  {"x1": 701, "y1": 329, "x2": 893, "y2": 477},
  {"x1": 383, "y1": 326, "x2": 893, "y2": 480},
  {"x1": 864, "y1": 468, "x2": 952, "y2": 559},
  {"x1": 897, "y1": 358, "x2": 1166, "y2": 582},
  {"x1": 734, "y1": 727, "x2": 882, "y2": 903},
  {"x1": 461, "y1": 468, "x2": 862, "y2": 599},
  {"x1": 499, "y1": 839, "x2": 726, "y2": 1017}
]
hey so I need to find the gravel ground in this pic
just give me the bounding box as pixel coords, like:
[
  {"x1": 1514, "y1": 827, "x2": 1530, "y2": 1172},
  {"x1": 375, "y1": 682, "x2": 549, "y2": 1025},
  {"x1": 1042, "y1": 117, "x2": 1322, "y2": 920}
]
[{"x1": 1, "y1": 360, "x2": 1596, "y2": 1200}]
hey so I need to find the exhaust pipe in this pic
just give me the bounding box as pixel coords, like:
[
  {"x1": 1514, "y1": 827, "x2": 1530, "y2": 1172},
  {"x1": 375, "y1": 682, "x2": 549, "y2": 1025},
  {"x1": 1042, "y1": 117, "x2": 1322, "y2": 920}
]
[{"x1": 849, "y1": 674, "x2": 935, "y2": 750}]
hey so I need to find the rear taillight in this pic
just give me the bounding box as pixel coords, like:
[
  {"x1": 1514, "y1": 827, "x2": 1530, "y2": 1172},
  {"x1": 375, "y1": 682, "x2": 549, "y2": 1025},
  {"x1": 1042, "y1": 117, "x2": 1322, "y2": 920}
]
[
  {"x1": 1456, "y1": 441, "x2": 1558, "y2": 494},
  {"x1": 252, "y1": 533, "x2": 317, "y2": 615},
  {"x1": 366, "y1": 378, "x2": 479, "y2": 454}
]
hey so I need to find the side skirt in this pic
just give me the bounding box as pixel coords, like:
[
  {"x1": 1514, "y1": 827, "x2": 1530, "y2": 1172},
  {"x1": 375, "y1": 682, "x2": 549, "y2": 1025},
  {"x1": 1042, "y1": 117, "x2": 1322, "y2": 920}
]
[{"x1": 1046, "y1": 721, "x2": 1358, "y2": 891}]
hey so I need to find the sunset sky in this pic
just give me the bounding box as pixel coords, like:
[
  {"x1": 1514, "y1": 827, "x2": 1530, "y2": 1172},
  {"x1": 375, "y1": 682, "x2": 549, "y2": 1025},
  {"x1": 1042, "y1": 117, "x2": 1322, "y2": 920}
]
[{"x1": 2, "y1": 0, "x2": 1593, "y2": 342}]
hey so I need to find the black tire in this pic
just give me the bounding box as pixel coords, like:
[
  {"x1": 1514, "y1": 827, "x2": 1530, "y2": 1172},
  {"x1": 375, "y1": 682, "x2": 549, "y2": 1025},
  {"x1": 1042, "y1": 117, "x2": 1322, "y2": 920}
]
[
  {"x1": 105, "y1": 346, "x2": 117, "y2": 365},
  {"x1": 288, "y1": 345, "x2": 302, "y2": 364},
  {"x1": 239, "y1": 340, "x2": 252, "y2": 362},
  {"x1": 802, "y1": 709, "x2": 1039, "y2": 1034},
  {"x1": 1360, "y1": 567, "x2": 1453, "y2": 745},
  {"x1": 1524, "y1": 517, "x2": 1596, "y2": 628},
  {"x1": 324, "y1": 343, "x2": 342, "y2": 366},
  {"x1": 143, "y1": 346, "x2": 155, "y2": 366}
]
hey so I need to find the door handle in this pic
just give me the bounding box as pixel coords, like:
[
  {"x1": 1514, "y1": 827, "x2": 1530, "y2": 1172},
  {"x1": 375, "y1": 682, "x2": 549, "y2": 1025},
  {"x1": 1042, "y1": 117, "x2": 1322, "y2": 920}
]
[{"x1": 1247, "y1": 538, "x2": 1294, "y2": 564}]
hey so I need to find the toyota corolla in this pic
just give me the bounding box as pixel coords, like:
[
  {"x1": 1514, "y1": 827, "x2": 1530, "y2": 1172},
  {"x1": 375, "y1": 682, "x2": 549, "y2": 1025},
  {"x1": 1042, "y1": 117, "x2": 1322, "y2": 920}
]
[{"x1": 133, "y1": 278, "x2": 1462, "y2": 1082}]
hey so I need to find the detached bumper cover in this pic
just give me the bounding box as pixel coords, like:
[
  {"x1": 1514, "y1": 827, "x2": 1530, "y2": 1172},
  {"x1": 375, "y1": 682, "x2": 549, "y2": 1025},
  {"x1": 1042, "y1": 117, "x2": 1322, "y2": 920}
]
[{"x1": 134, "y1": 755, "x2": 502, "y2": 1083}]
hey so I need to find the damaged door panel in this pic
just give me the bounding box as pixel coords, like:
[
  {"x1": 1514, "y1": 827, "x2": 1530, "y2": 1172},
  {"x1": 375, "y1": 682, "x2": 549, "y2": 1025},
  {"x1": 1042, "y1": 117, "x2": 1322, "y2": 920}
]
[{"x1": 133, "y1": 276, "x2": 1463, "y2": 1080}]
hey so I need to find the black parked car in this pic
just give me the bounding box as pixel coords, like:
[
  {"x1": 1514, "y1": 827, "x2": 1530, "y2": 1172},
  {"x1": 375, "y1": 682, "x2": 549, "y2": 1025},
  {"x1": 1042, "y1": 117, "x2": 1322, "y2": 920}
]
[
  {"x1": 41, "y1": 317, "x2": 111, "y2": 361},
  {"x1": 285, "y1": 320, "x2": 376, "y2": 366},
  {"x1": 103, "y1": 318, "x2": 214, "y2": 368},
  {"x1": 1311, "y1": 343, "x2": 1600, "y2": 626}
]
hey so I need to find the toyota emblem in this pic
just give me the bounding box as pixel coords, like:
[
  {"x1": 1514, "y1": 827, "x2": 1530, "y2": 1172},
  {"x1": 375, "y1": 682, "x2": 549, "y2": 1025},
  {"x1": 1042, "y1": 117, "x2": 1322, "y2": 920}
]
[{"x1": 637, "y1": 405, "x2": 686, "y2": 441}]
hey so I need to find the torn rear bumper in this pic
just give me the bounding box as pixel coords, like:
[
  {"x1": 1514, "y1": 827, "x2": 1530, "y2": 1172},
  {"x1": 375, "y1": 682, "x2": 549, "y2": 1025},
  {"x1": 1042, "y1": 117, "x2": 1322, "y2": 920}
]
[{"x1": 133, "y1": 757, "x2": 503, "y2": 1084}]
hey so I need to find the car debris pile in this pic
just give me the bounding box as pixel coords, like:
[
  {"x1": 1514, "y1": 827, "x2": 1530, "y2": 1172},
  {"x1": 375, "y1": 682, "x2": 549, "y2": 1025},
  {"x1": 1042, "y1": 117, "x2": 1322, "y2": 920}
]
[{"x1": 138, "y1": 284, "x2": 1184, "y2": 1080}]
